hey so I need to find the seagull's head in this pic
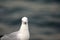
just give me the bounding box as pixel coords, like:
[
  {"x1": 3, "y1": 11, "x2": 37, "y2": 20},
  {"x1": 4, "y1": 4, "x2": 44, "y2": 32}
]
[{"x1": 22, "y1": 17, "x2": 28, "y2": 24}]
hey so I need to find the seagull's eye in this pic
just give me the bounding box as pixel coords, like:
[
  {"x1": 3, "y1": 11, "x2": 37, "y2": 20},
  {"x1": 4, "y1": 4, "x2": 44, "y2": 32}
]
[{"x1": 24, "y1": 22, "x2": 26, "y2": 24}]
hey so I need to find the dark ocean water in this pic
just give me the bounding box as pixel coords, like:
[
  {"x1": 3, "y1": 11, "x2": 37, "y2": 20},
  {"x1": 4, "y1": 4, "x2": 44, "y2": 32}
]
[{"x1": 0, "y1": 0, "x2": 60, "y2": 40}]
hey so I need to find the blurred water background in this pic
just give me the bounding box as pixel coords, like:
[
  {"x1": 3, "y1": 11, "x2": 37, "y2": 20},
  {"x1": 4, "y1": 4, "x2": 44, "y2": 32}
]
[{"x1": 0, "y1": 0, "x2": 60, "y2": 40}]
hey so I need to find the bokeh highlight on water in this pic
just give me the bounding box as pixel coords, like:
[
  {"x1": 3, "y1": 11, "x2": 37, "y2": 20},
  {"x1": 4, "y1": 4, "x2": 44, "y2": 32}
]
[{"x1": 0, "y1": 0, "x2": 60, "y2": 40}]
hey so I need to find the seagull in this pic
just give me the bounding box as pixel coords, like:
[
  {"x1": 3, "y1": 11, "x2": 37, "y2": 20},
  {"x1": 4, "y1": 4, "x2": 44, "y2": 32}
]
[{"x1": 1, "y1": 17, "x2": 30, "y2": 40}]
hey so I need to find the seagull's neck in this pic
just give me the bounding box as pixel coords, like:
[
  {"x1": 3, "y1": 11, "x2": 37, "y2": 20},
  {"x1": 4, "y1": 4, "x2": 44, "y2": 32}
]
[
  {"x1": 17, "y1": 22, "x2": 30, "y2": 40},
  {"x1": 19, "y1": 22, "x2": 29, "y2": 32}
]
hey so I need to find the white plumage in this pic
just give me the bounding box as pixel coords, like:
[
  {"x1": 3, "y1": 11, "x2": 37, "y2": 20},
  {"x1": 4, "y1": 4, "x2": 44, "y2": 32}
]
[{"x1": 1, "y1": 17, "x2": 30, "y2": 40}]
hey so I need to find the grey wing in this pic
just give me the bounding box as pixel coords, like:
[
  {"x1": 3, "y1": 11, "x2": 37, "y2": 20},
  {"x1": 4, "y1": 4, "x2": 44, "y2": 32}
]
[
  {"x1": 1, "y1": 32, "x2": 20, "y2": 40},
  {"x1": 1, "y1": 35, "x2": 12, "y2": 40}
]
